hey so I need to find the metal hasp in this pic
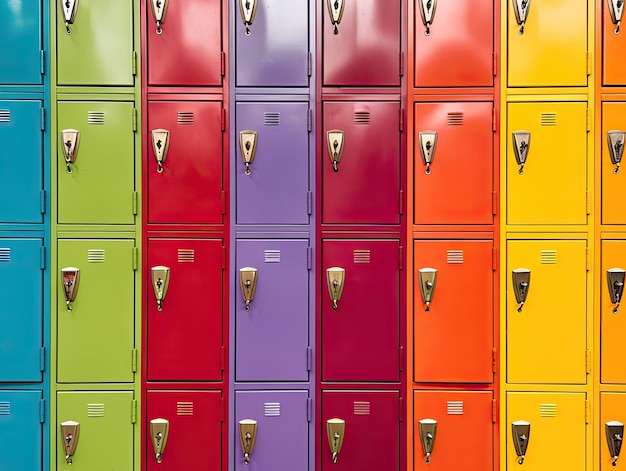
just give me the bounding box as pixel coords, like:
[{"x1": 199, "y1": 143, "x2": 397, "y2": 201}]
[
  {"x1": 607, "y1": 130, "x2": 625, "y2": 174},
  {"x1": 512, "y1": 131, "x2": 530, "y2": 175},
  {"x1": 511, "y1": 420, "x2": 530, "y2": 465},
  {"x1": 327, "y1": 130, "x2": 344, "y2": 172},
  {"x1": 607, "y1": 268, "x2": 625, "y2": 314},
  {"x1": 327, "y1": 0, "x2": 345, "y2": 34},
  {"x1": 418, "y1": 268, "x2": 437, "y2": 312},
  {"x1": 60, "y1": 0, "x2": 79, "y2": 34},
  {"x1": 151, "y1": 129, "x2": 170, "y2": 174},
  {"x1": 326, "y1": 267, "x2": 345, "y2": 310},
  {"x1": 326, "y1": 418, "x2": 345, "y2": 464},
  {"x1": 151, "y1": 266, "x2": 170, "y2": 312},
  {"x1": 239, "y1": 131, "x2": 258, "y2": 175},
  {"x1": 150, "y1": 418, "x2": 169, "y2": 464},
  {"x1": 418, "y1": 131, "x2": 437, "y2": 175},
  {"x1": 61, "y1": 129, "x2": 80, "y2": 174},
  {"x1": 418, "y1": 419, "x2": 437, "y2": 464},
  {"x1": 150, "y1": 0, "x2": 168, "y2": 34},
  {"x1": 512, "y1": 0, "x2": 530, "y2": 34},
  {"x1": 606, "y1": 421, "x2": 624, "y2": 467},
  {"x1": 240, "y1": 267, "x2": 258, "y2": 312},
  {"x1": 608, "y1": 0, "x2": 624, "y2": 34},
  {"x1": 512, "y1": 268, "x2": 530, "y2": 313},
  {"x1": 239, "y1": 0, "x2": 257, "y2": 35},
  {"x1": 419, "y1": 0, "x2": 437, "y2": 35},
  {"x1": 61, "y1": 267, "x2": 80, "y2": 312},
  {"x1": 61, "y1": 420, "x2": 80, "y2": 465},
  {"x1": 239, "y1": 419, "x2": 258, "y2": 464}
]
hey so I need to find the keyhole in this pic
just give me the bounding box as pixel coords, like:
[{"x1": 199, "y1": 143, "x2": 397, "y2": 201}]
[
  {"x1": 155, "y1": 140, "x2": 164, "y2": 173},
  {"x1": 65, "y1": 140, "x2": 74, "y2": 173},
  {"x1": 156, "y1": 139, "x2": 162, "y2": 150},
  {"x1": 332, "y1": 140, "x2": 340, "y2": 172},
  {"x1": 518, "y1": 141, "x2": 527, "y2": 174},
  {"x1": 244, "y1": 142, "x2": 252, "y2": 175},
  {"x1": 424, "y1": 141, "x2": 432, "y2": 174},
  {"x1": 244, "y1": 280, "x2": 252, "y2": 310}
]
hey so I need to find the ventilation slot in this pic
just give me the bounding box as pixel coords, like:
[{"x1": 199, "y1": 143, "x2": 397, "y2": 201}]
[
  {"x1": 0, "y1": 248, "x2": 10, "y2": 262},
  {"x1": 354, "y1": 111, "x2": 370, "y2": 125},
  {"x1": 264, "y1": 402, "x2": 281, "y2": 417},
  {"x1": 447, "y1": 112, "x2": 464, "y2": 126},
  {"x1": 540, "y1": 403, "x2": 557, "y2": 417},
  {"x1": 87, "y1": 111, "x2": 105, "y2": 125},
  {"x1": 447, "y1": 401, "x2": 464, "y2": 415},
  {"x1": 264, "y1": 250, "x2": 281, "y2": 263},
  {"x1": 540, "y1": 113, "x2": 557, "y2": 126},
  {"x1": 447, "y1": 250, "x2": 464, "y2": 264},
  {"x1": 264, "y1": 112, "x2": 280, "y2": 126},
  {"x1": 540, "y1": 250, "x2": 557, "y2": 264},
  {"x1": 87, "y1": 403, "x2": 105, "y2": 417},
  {"x1": 87, "y1": 249, "x2": 105, "y2": 263},
  {"x1": 177, "y1": 402, "x2": 194, "y2": 416},
  {"x1": 178, "y1": 249, "x2": 195, "y2": 263},
  {"x1": 0, "y1": 402, "x2": 10, "y2": 415},
  {"x1": 353, "y1": 250, "x2": 371, "y2": 264},
  {"x1": 353, "y1": 401, "x2": 371, "y2": 415},
  {"x1": 0, "y1": 110, "x2": 10, "y2": 123},
  {"x1": 177, "y1": 112, "x2": 194, "y2": 125}
]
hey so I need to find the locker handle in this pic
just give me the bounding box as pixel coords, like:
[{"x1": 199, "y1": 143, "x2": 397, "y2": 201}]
[
  {"x1": 608, "y1": 0, "x2": 624, "y2": 34},
  {"x1": 326, "y1": 130, "x2": 345, "y2": 172},
  {"x1": 607, "y1": 130, "x2": 625, "y2": 174},
  {"x1": 418, "y1": 131, "x2": 437, "y2": 174},
  {"x1": 150, "y1": 419, "x2": 169, "y2": 464},
  {"x1": 327, "y1": 0, "x2": 345, "y2": 35},
  {"x1": 326, "y1": 267, "x2": 345, "y2": 310},
  {"x1": 150, "y1": 0, "x2": 168, "y2": 35},
  {"x1": 606, "y1": 421, "x2": 624, "y2": 466},
  {"x1": 151, "y1": 129, "x2": 170, "y2": 174},
  {"x1": 61, "y1": 267, "x2": 80, "y2": 312},
  {"x1": 61, "y1": 0, "x2": 78, "y2": 34},
  {"x1": 239, "y1": 0, "x2": 257, "y2": 35},
  {"x1": 419, "y1": 0, "x2": 437, "y2": 36},
  {"x1": 151, "y1": 266, "x2": 170, "y2": 311},
  {"x1": 61, "y1": 129, "x2": 80, "y2": 174},
  {"x1": 240, "y1": 267, "x2": 258, "y2": 311},
  {"x1": 239, "y1": 420, "x2": 258, "y2": 464},
  {"x1": 239, "y1": 131, "x2": 258, "y2": 175},
  {"x1": 418, "y1": 268, "x2": 437, "y2": 311},
  {"x1": 512, "y1": 131, "x2": 530, "y2": 175},
  {"x1": 61, "y1": 421, "x2": 80, "y2": 465},
  {"x1": 511, "y1": 420, "x2": 530, "y2": 465},
  {"x1": 512, "y1": 268, "x2": 530, "y2": 313},
  {"x1": 607, "y1": 269, "x2": 625, "y2": 314},
  {"x1": 418, "y1": 419, "x2": 437, "y2": 464},
  {"x1": 512, "y1": 0, "x2": 530, "y2": 35},
  {"x1": 326, "y1": 419, "x2": 345, "y2": 464}
]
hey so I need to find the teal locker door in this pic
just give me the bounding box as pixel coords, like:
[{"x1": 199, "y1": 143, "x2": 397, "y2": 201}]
[
  {"x1": 0, "y1": 0, "x2": 42, "y2": 85},
  {"x1": 0, "y1": 390, "x2": 43, "y2": 470}
]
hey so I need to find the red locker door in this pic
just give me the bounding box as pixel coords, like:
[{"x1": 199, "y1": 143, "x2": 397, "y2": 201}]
[{"x1": 147, "y1": 239, "x2": 223, "y2": 381}]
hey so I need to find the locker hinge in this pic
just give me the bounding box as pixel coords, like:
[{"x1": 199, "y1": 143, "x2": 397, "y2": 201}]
[
  {"x1": 220, "y1": 398, "x2": 226, "y2": 422},
  {"x1": 307, "y1": 397, "x2": 313, "y2": 422},
  {"x1": 585, "y1": 400, "x2": 590, "y2": 424},
  {"x1": 399, "y1": 190, "x2": 404, "y2": 215},
  {"x1": 40, "y1": 107, "x2": 45, "y2": 131},
  {"x1": 221, "y1": 108, "x2": 226, "y2": 131},
  {"x1": 586, "y1": 247, "x2": 590, "y2": 271},
  {"x1": 131, "y1": 349, "x2": 138, "y2": 372},
  {"x1": 220, "y1": 51, "x2": 226, "y2": 76},
  {"x1": 399, "y1": 346, "x2": 404, "y2": 372},
  {"x1": 39, "y1": 399, "x2": 45, "y2": 423},
  {"x1": 398, "y1": 397, "x2": 404, "y2": 422},
  {"x1": 221, "y1": 191, "x2": 227, "y2": 215},
  {"x1": 221, "y1": 246, "x2": 227, "y2": 269},
  {"x1": 308, "y1": 108, "x2": 313, "y2": 132},
  {"x1": 492, "y1": 191, "x2": 497, "y2": 215},
  {"x1": 492, "y1": 399, "x2": 497, "y2": 423},
  {"x1": 586, "y1": 51, "x2": 592, "y2": 76},
  {"x1": 132, "y1": 108, "x2": 137, "y2": 132},
  {"x1": 586, "y1": 108, "x2": 591, "y2": 132},
  {"x1": 307, "y1": 52, "x2": 313, "y2": 77},
  {"x1": 307, "y1": 246, "x2": 313, "y2": 270},
  {"x1": 492, "y1": 347, "x2": 497, "y2": 373},
  {"x1": 40, "y1": 50, "x2": 45, "y2": 75},
  {"x1": 586, "y1": 350, "x2": 591, "y2": 373},
  {"x1": 220, "y1": 346, "x2": 225, "y2": 371},
  {"x1": 399, "y1": 245, "x2": 403, "y2": 270},
  {"x1": 40, "y1": 246, "x2": 46, "y2": 270},
  {"x1": 399, "y1": 52, "x2": 405, "y2": 76},
  {"x1": 307, "y1": 191, "x2": 313, "y2": 215},
  {"x1": 586, "y1": 191, "x2": 591, "y2": 215},
  {"x1": 492, "y1": 247, "x2": 497, "y2": 271},
  {"x1": 132, "y1": 51, "x2": 137, "y2": 75},
  {"x1": 133, "y1": 246, "x2": 139, "y2": 271},
  {"x1": 399, "y1": 109, "x2": 404, "y2": 132},
  {"x1": 40, "y1": 347, "x2": 46, "y2": 372},
  {"x1": 307, "y1": 346, "x2": 312, "y2": 371},
  {"x1": 492, "y1": 108, "x2": 497, "y2": 132},
  {"x1": 492, "y1": 52, "x2": 497, "y2": 76},
  {"x1": 40, "y1": 190, "x2": 46, "y2": 214},
  {"x1": 131, "y1": 399, "x2": 137, "y2": 424}
]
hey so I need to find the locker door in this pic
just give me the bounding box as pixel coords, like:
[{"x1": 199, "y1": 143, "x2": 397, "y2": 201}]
[
  {"x1": 601, "y1": 103, "x2": 626, "y2": 225},
  {"x1": 414, "y1": 0, "x2": 493, "y2": 87},
  {"x1": 146, "y1": 391, "x2": 221, "y2": 471},
  {"x1": 507, "y1": 0, "x2": 587, "y2": 87},
  {"x1": 600, "y1": 393, "x2": 626, "y2": 470},
  {"x1": 601, "y1": 240, "x2": 626, "y2": 384},
  {"x1": 413, "y1": 241, "x2": 493, "y2": 383},
  {"x1": 322, "y1": 391, "x2": 400, "y2": 471},
  {"x1": 236, "y1": 0, "x2": 309, "y2": 87},
  {"x1": 603, "y1": 1, "x2": 626, "y2": 85},
  {"x1": 0, "y1": 100, "x2": 44, "y2": 223},
  {"x1": 0, "y1": 0, "x2": 42, "y2": 84},
  {"x1": 147, "y1": 239, "x2": 223, "y2": 382},
  {"x1": 235, "y1": 390, "x2": 308, "y2": 471},
  {"x1": 322, "y1": 102, "x2": 401, "y2": 225},
  {"x1": 58, "y1": 102, "x2": 135, "y2": 225},
  {"x1": 414, "y1": 102, "x2": 493, "y2": 225},
  {"x1": 56, "y1": 0, "x2": 134, "y2": 86},
  {"x1": 0, "y1": 239, "x2": 43, "y2": 382},
  {"x1": 507, "y1": 240, "x2": 587, "y2": 384},
  {"x1": 57, "y1": 391, "x2": 134, "y2": 470},
  {"x1": 57, "y1": 239, "x2": 135, "y2": 383},
  {"x1": 147, "y1": 0, "x2": 222, "y2": 86},
  {"x1": 322, "y1": 240, "x2": 400, "y2": 382},
  {"x1": 0, "y1": 390, "x2": 42, "y2": 471},
  {"x1": 236, "y1": 240, "x2": 309, "y2": 382},
  {"x1": 413, "y1": 391, "x2": 492, "y2": 471},
  {"x1": 147, "y1": 101, "x2": 223, "y2": 224},
  {"x1": 507, "y1": 393, "x2": 585, "y2": 470},
  {"x1": 236, "y1": 102, "x2": 309, "y2": 225},
  {"x1": 507, "y1": 103, "x2": 587, "y2": 225}
]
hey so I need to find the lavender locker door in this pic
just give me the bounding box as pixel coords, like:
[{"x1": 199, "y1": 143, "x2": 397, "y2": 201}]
[{"x1": 236, "y1": 239, "x2": 309, "y2": 381}]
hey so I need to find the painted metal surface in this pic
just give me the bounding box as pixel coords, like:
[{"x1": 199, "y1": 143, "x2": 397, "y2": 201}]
[
  {"x1": 0, "y1": 0, "x2": 42, "y2": 85},
  {"x1": 603, "y1": 1, "x2": 626, "y2": 85},
  {"x1": 601, "y1": 240, "x2": 626, "y2": 384},
  {"x1": 601, "y1": 103, "x2": 626, "y2": 225},
  {"x1": 601, "y1": 393, "x2": 626, "y2": 470},
  {"x1": 0, "y1": 390, "x2": 42, "y2": 470}
]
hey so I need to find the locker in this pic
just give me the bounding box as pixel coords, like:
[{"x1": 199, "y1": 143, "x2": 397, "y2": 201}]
[
  {"x1": 236, "y1": 102, "x2": 309, "y2": 225},
  {"x1": 0, "y1": 0, "x2": 42, "y2": 85},
  {"x1": 507, "y1": 0, "x2": 587, "y2": 87},
  {"x1": 507, "y1": 102, "x2": 587, "y2": 225},
  {"x1": 57, "y1": 101, "x2": 135, "y2": 225},
  {"x1": 413, "y1": 240, "x2": 493, "y2": 383},
  {"x1": 235, "y1": 0, "x2": 309, "y2": 87},
  {"x1": 600, "y1": 393, "x2": 626, "y2": 469},
  {"x1": 57, "y1": 391, "x2": 134, "y2": 470},
  {"x1": 322, "y1": 101, "x2": 401, "y2": 225},
  {"x1": 0, "y1": 239, "x2": 43, "y2": 382},
  {"x1": 322, "y1": 0, "x2": 401, "y2": 86},
  {"x1": 56, "y1": 0, "x2": 134, "y2": 86},
  {"x1": 0, "y1": 390, "x2": 42, "y2": 470},
  {"x1": 601, "y1": 103, "x2": 626, "y2": 225},
  {"x1": 321, "y1": 391, "x2": 400, "y2": 471},
  {"x1": 506, "y1": 393, "x2": 585, "y2": 470},
  {"x1": 147, "y1": 238, "x2": 223, "y2": 382},
  {"x1": 146, "y1": 390, "x2": 221, "y2": 470},
  {"x1": 234, "y1": 390, "x2": 308, "y2": 470},
  {"x1": 322, "y1": 240, "x2": 400, "y2": 382},
  {"x1": 236, "y1": 240, "x2": 309, "y2": 381},
  {"x1": 57, "y1": 239, "x2": 135, "y2": 383},
  {"x1": 507, "y1": 240, "x2": 587, "y2": 384},
  {"x1": 414, "y1": 0, "x2": 493, "y2": 88},
  {"x1": 146, "y1": 0, "x2": 222, "y2": 86},
  {"x1": 413, "y1": 391, "x2": 493, "y2": 470},
  {"x1": 413, "y1": 102, "x2": 493, "y2": 225},
  {"x1": 603, "y1": 1, "x2": 626, "y2": 85},
  {"x1": 147, "y1": 101, "x2": 223, "y2": 225},
  {"x1": 0, "y1": 100, "x2": 44, "y2": 223},
  {"x1": 601, "y1": 240, "x2": 626, "y2": 384}
]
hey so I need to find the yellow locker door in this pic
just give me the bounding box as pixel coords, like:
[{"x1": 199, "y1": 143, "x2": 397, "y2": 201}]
[
  {"x1": 600, "y1": 393, "x2": 626, "y2": 470},
  {"x1": 601, "y1": 103, "x2": 626, "y2": 225},
  {"x1": 601, "y1": 241, "x2": 626, "y2": 384}
]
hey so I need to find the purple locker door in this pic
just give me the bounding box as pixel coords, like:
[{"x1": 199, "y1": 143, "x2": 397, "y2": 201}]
[
  {"x1": 235, "y1": 0, "x2": 309, "y2": 87},
  {"x1": 236, "y1": 103, "x2": 310, "y2": 225},
  {"x1": 235, "y1": 390, "x2": 309, "y2": 471},
  {"x1": 236, "y1": 240, "x2": 309, "y2": 381}
]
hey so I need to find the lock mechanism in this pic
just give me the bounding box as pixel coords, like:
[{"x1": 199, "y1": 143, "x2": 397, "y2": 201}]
[
  {"x1": 150, "y1": 418, "x2": 169, "y2": 464},
  {"x1": 61, "y1": 420, "x2": 80, "y2": 465},
  {"x1": 239, "y1": 0, "x2": 257, "y2": 35},
  {"x1": 418, "y1": 419, "x2": 437, "y2": 464},
  {"x1": 327, "y1": 0, "x2": 345, "y2": 34},
  {"x1": 419, "y1": 0, "x2": 437, "y2": 35},
  {"x1": 607, "y1": 130, "x2": 625, "y2": 174},
  {"x1": 239, "y1": 131, "x2": 258, "y2": 175},
  {"x1": 326, "y1": 267, "x2": 345, "y2": 310},
  {"x1": 512, "y1": 0, "x2": 530, "y2": 34},
  {"x1": 151, "y1": 129, "x2": 170, "y2": 174},
  {"x1": 512, "y1": 268, "x2": 530, "y2": 313},
  {"x1": 151, "y1": 266, "x2": 170, "y2": 312},
  {"x1": 150, "y1": 0, "x2": 168, "y2": 34},
  {"x1": 607, "y1": 268, "x2": 625, "y2": 314},
  {"x1": 609, "y1": 0, "x2": 624, "y2": 34},
  {"x1": 418, "y1": 131, "x2": 437, "y2": 175},
  {"x1": 61, "y1": 129, "x2": 80, "y2": 174},
  {"x1": 512, "y1": 420, "x2": 530, "y2": 465},
  {"x1": 240, "y1": 267, "x2": 258, "y2": 311},
  {"x1": 606, "y1": 421, "x2": 624, "y2": 466},
  {"x1": 61, "y1": 0, "x2": 79, "y2": 34},
  {"x1": 327, "y1": 418, "x2": 345, "y2": 464},
  {"x1": 239, "y1": 419, "x2": 258, "y2": 464},
  {"x1": 61, "y1": 267, "x2": 80, "y2": 312},
  {"x1": 512, "y1": 131, "x2": 531, "y2": 175},
  {"x1": 327, "y1": 130, "x2": 345, "y2": 172},
  {"x1": 418, "y1": 268, "x2": 437, "y2": 312}
]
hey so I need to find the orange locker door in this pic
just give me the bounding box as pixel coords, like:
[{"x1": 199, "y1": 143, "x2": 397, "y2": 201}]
[
  {"x1": 600, "y1": 393, "x2": 626, "y2": 470},
  {"x1": 603, "y1": 0, "x2": 626, "y2": 85},
  {"x1": 601, "y1": 240, "x2": 626, "y2": 384},
  {"x1": 601, "y1": 103, "x2": 626, "y2": 225}
]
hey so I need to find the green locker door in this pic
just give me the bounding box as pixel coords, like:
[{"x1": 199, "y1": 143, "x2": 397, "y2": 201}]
[
  {"x1": 56, "y1": 0, "x2": 134, "y2": 86},
  {"x1": 57, "y1": 102, "x2": 135, "y2": 225},
  {"x1": 57, "y1": 391, "x2": 134, "y2": 470},
  {"x1": 57, "y1": 240, "x2": 135, "y2": 383}
]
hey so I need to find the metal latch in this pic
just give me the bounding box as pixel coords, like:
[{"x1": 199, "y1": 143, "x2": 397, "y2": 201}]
[
  {"x1": 326, "y1": 267, "x2": 345, "y2": 310},
  {"x1": 608, "y1": 0, "x2": 624, "y2": 34},
  {"x1": 606, "y1": 421, "x2": 624, "y2": 467},
  {"x1": 151, "y1": 129, "x2": 170, "y2": 174},
  {"x1": 61, "y1": 267, "x2": 80, "y2": 312},
  {"x1": 512, "y1": 268, "x2": 530, "y2": 313},
  {"x1": 512, "y1": 131, "x2": 530, "y2": 175},
  {"x1": 327, "y1": 0, "x2": 345, "y2": 34},
  {"x1": 61, "y1": 129, "x2": 80, "y2": 174},
  {"x1": 240, "y1": 267, "x2": 258, "y2": 311},
  {"x1": 61, "y1": 0, "x2": 79, "y2": 34},
  {"x1": 418, "y1": 268, "x2": 437, "y2": 312},
  {"x1": 150, "y1": 418, "x2": 169, "y2": 464},
  {"x1": 327, "y1": 130, "x2": 344, "y2": 172},
  {"x1": 419, "y1": 0, "x2": 437, "y2": 35},
  {"x1": 239, "y1": 131, "x2": 258, "y2": 175},
  {"x1": 151, "y1": 266, "x2": 170, "y2": 312},
  {"x1": 512, "y1": 0, "x2": 530, "y2": 34},
  {"x1": 239, "y1": 419, "x2": 258, "y2": 464},
  {"x1": 239, "y1": 0, "x2": 257, "y2": 35},
  {"x1": 61, "y1": 421, "x2": 80, "y2": 465},
  {"x1": 511, "y1": 420, "x2": 530, "y2": 465},
  {"x1": 327, "y1": 418, "x2": 345, "y2": 463},
  {"x1": 150, "y1": 0, "x2": 168, "y2": 34},
  {"x1": 607, "y1": 268, "x2": 625, "y2": 314},
  {"x1": 418, "y1": 419, "x2": 437, "y2": 464},
  {"x1": 418, "y1": 131, "x2": 437, "y2": 175},
  {"x1": 607, "y1": 130, "x2": 625, "y2": 174}
]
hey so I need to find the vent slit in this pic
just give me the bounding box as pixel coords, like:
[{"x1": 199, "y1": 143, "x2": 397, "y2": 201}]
[
  {"x1": 0, "y1": 110, "x2": 10, "y2": 123},
  {"x1": 87, "y1": 111, "x2": 105, "y2": 125},
  {"x1": 264, "y1": 402, "x2": 281, "y2": 417},
  {"x1": 353, "y1": 250, "x2": 371, "y2": 264},
  {"x1": 447, "y1": 112, "x2": 464, "y2": 125},
  {"x1": 447, "y1": 250, "x2": 464, "y2": 264},
  {"x1": 177, "y1": 112, "x2": 194, "y2": 125},
  {"x1": 354, "y1": 111, "x2": 370, "y2": 125},
  {"x1": 178, "y1": 249, "x2": 195, "y2": 263},
  {"x1": 540, "y1": 113, "x2": 557, "y2": 126},
  {"x1": 177, "y1": 402, "x2": 194, "y2": 416},
  {"x1": 353, "y1": 401, "x2": 371, "y2": 415},
  {"x1": 264, "y1": 250, "x2": 281, "y2": 263},
  {"x1": 264, "y1": 112, "x2": 280, "y2": 126},
  {"x1": 0, "y1": 248, "x2": 10, "y2": 262},
  {"x1": 540, "y1": 250, "x2": 557, "y2": 264}
]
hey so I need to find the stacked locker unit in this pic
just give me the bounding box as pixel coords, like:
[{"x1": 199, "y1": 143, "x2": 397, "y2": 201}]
[
  {"x1": 50, "y1": 0, "x2": 142, "y2": 469},
  {"x1": 316, "y1": 2, "x2": 407, "y2": 469},
  {"x1": 230, "y1": 1, "x2": 315, "y2": 469},
  {"x1": 501, "y1": 1, "x2": 594, "y2": 470},
  {"x1": 0, "y1": 1, "x2": 50, "y2": 470},
  {"x1": 140, "y1": 1, "x2": 229, "y2": 469},
  {"x1": 408, "y1": 1, "x2": 500, "y2": 470}
]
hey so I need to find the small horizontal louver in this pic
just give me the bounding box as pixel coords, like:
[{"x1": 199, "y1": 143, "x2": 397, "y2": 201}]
[
  {"x1": 540, "y1": 113, "x2": 557, "y2": 126},
  {"x1": 447, "y1": 112, "x2": 464, "y2": 125},
  {"x1": 87, "y1": 249, "x2": 105, "y2": 263},
  {"x1": 178, "y1": 249, "x2": 195, "y2": 263},
  {"x1": 264, "y1": 112, "x2": 280, "y2": 126},
  {"x1": 540, "y1": 403, "x2": 557, "y2": 417},
  {"x1": 264, "y1": 402, "x2": 281, "y2": 417},
  {"x1": 447, "y1": 250, "x2": 464, "y2": 264},
  {"x1": 264, "y1": 250, "x2": 281, "y2": 263},
  {"x1": 353, "y1": 250, "x2": 371, "y2": 264},
  {"x1": 540, "y1": 250, "x2": 557, "y2": 264},
  {"x1": 87, "y1": 111, "x2": 105, "y2": 125},
  {"x1": 447, "y1": 401, "x2": 464, "y2": 415},
  {"x1": 354, "y1": 111, "x2": 370, "y2": 124},
  {"x1": 0, "y1": 402, "x2": 10, "y2": 415},
  {"x1": 0, "y1": 248, "x2": 10, "y2": 262},
  {"x1": 177, "y1": 112, "x2": 194, "y2": 124},
  {"x1": 353, "y1": 401, "x2": 371, "y2": 415},
  {"x1": 177, "y1": 402, "x2": 194, "y2": 416},
  {"x1": 87, "y1": 403, "x2": 105, "y2": 417},
  {"x1": 0, "y1": 110, "x2": 10, "y2": 123}
]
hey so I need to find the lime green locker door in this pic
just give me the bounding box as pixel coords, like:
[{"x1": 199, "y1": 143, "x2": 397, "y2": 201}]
[
  {"x1": 57, "y1": 102, "x2": 135, "y2": 225},
  {"x1": 57, "y1": 391, "x2": 134, "y2": 470},
  {"x1": 507, "y1": 103, "x2": 587, "y2": 225},
  {"x1": 507, "y1": 240, "x2": 587, "y2": 384},
  {"x1": 57, "y1": 239, "x2": 135, "y2": 383}
]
